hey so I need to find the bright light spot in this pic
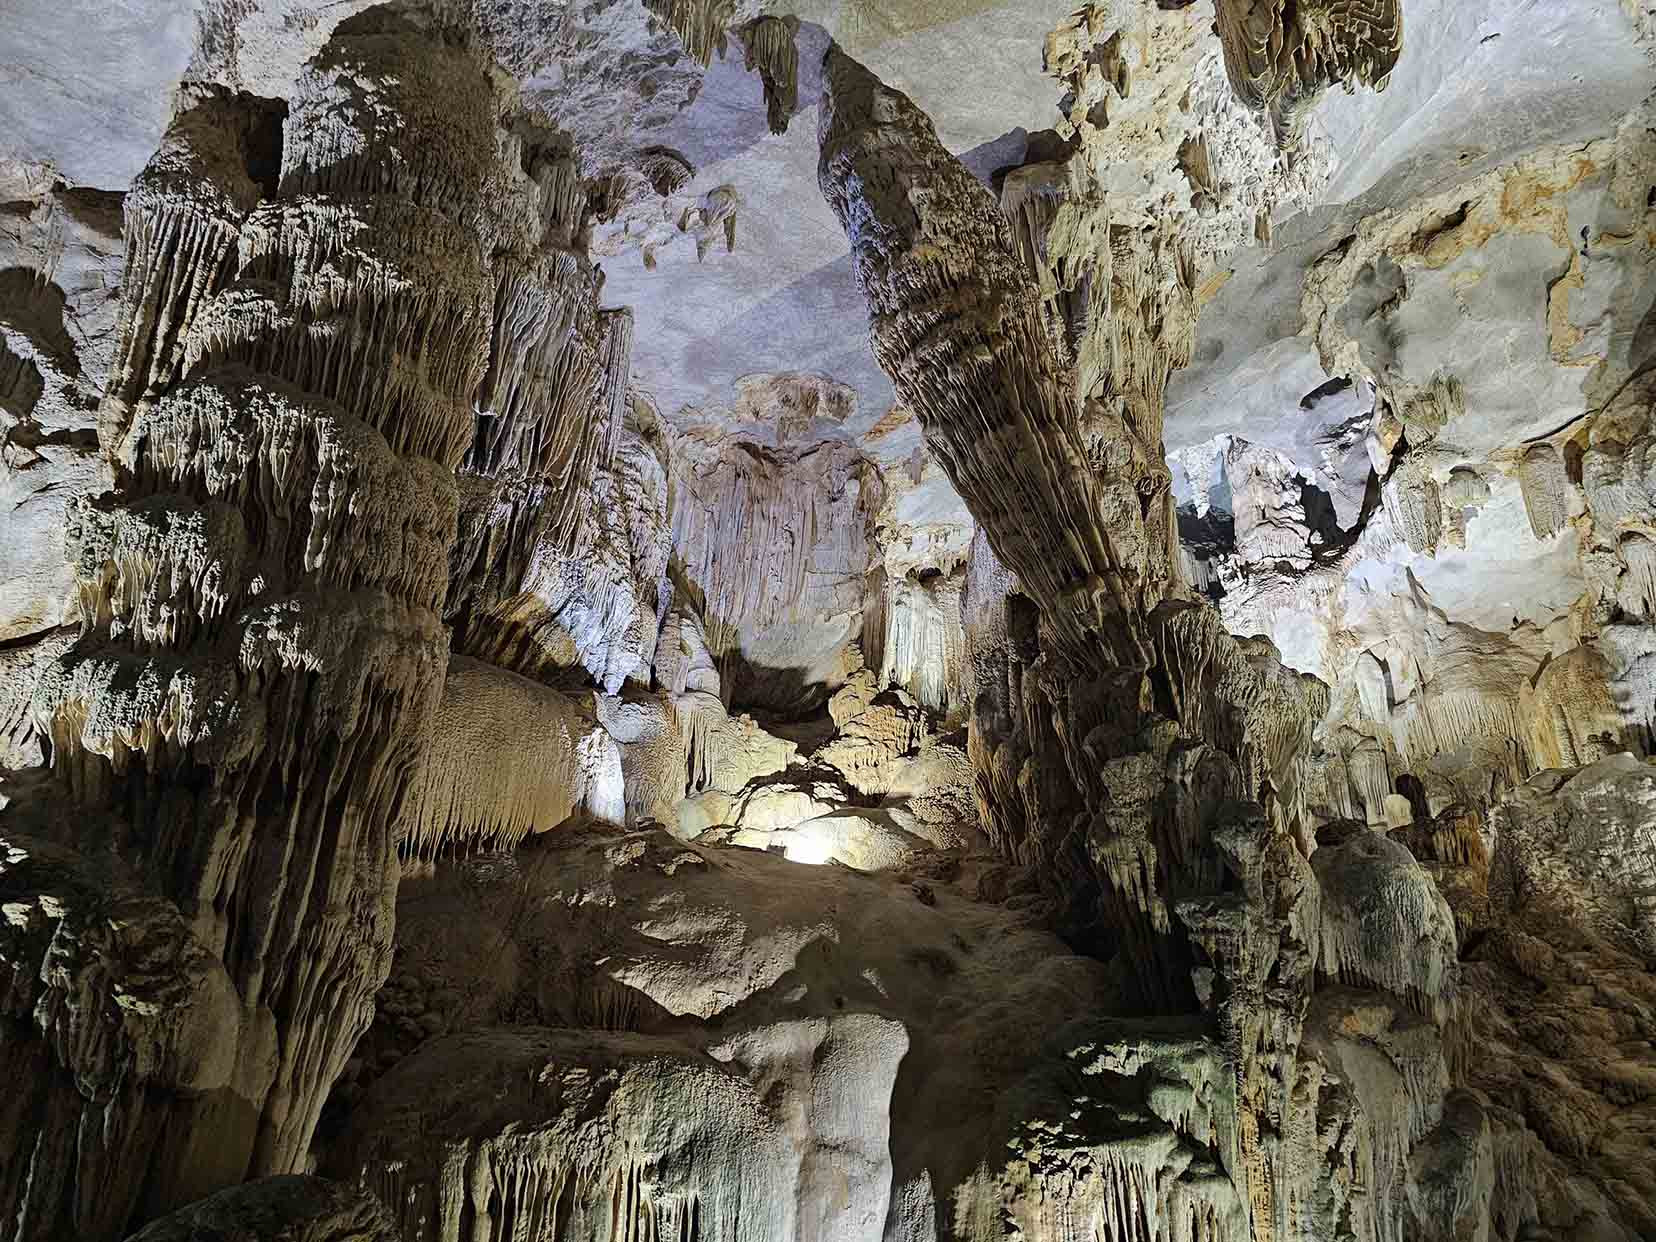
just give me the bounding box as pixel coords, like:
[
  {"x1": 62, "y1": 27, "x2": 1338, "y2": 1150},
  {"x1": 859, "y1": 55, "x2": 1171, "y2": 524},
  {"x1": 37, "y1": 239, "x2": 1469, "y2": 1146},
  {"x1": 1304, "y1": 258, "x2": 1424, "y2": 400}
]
[{"x1": 782, "y1": 827, "x2": 835, "y2": 865}]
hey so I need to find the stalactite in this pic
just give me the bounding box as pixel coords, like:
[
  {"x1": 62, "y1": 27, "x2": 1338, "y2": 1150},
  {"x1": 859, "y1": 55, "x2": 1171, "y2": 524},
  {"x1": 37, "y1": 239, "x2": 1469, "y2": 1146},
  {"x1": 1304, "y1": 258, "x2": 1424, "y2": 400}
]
[
  {"x1": 598, "y1": 308, "x2": 635, "y2": 469},
  {"x1": 101, "y1": 88, "x2": 272, "y2": 455},
  {"x1": 1214, "y1": 0, "x2": 1402, "y2": 125},
  {"x1": 821, "y1": 46, "x2": 1160, "y2": 669},
  {"x1": 864, "y1": 566, "x2": 967, "y2": 719},
  {"x1": 645, "y1": 0, "x2": 738, "y2": 67},
  {"x1": 739, "y1": 16, "x2": 801, "y2": 135},
  {"x1": 669, "y1": 438, "x2": 869, "y2": 633}
]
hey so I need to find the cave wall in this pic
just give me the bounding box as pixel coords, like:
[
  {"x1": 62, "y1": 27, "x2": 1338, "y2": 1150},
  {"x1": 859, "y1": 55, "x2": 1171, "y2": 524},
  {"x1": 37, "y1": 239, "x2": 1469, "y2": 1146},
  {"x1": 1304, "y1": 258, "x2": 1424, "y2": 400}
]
[{"x1": 0, "y1": 1, "x2": 1653, "y2": 1241}]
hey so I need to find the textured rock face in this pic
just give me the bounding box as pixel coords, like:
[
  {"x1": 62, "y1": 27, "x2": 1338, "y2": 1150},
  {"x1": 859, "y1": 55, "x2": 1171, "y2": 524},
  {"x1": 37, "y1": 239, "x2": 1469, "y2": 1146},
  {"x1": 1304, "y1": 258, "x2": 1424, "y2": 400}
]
[
  {"x1": 0, "y1": 12, "x2": 611, "y2": 1236},
  {"x1": 325, "y1": 828, "x2": 1117, "y2": 1241},
  {"x1": 2, "y1": 1, "x2": 1655, "y2": 1240},
  {"x1": 820, "y1": 35, "x2": 1328, "y2": 1002},
  {"x1": 123, "y1": 1176, "x2": 394, "y2": 1242}
]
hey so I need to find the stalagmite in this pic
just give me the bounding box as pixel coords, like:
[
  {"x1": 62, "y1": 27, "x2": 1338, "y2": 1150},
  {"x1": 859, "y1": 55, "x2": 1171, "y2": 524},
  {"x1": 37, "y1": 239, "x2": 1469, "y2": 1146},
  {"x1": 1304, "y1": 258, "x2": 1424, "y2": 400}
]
[
  {"x1": 819, "y1": 36, "x2": 1430, "y2": 1241},
  {"x1": 818, "y1": 42, "x2": 1328, "y2": 987},
  {"x1": 0, "y1": 13, "x2": 561, "y2": 1235}
]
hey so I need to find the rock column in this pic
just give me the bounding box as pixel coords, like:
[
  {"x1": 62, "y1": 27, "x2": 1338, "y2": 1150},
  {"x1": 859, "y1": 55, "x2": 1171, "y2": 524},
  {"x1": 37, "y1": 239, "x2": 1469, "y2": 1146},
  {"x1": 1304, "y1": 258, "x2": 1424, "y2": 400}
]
[{"x1": 1, "y1": 14, "x2": 530, "y2": 1236}]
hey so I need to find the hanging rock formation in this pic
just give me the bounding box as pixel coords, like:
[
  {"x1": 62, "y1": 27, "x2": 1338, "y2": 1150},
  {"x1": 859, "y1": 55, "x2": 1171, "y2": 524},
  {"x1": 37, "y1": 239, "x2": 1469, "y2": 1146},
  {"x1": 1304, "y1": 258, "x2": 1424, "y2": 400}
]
[
  {"x1": 820, "y1": 41, "x2": 1326, "y2": 1008},
  {"x1": 820, "y1": 46, "x2": 1167, "y2": 668},
  {"x1": 1214, "y1": 0, "x2": 1403, "y2": 132}
]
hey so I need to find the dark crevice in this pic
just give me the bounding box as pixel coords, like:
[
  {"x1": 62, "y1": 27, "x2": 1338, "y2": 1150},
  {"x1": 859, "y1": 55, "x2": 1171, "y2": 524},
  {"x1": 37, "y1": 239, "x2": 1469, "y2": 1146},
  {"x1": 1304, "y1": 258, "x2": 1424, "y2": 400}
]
[
  {"x1": 1298, "y1": 375, "x2": 1352, "y2": 409},
  {"x1": 5, "y1": 423, "x2": 100, "y2": 453},
  {"x1": 240, "y1": 95, "x2": 287, "y2": 198},
  {"x1": 1409, "y1": 199, "x2": 1470, "y2": 253},
  {"x1": 1176, "y1": 504, "x2": 1234, "y2": 601},
  {"x1": 1305, "y1": 467, "x2": 1384, "y2": 567}
]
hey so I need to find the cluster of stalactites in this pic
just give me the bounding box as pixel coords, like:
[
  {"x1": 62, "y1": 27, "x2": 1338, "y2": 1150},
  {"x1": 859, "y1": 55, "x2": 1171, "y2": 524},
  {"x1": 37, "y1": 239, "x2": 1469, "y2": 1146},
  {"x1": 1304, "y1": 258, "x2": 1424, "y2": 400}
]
[
  {"x1": 447, "y1": 272, "x2": 633, "y2": 632},
  {"x1": 102, "y1": 89, "x2": 273, "y2": 454},
  {"x1": 996, "y1": 181, "x2": 1193, "y2": 622},
  {"x1": 999, "y1": 164, "x2": 1094, "y2": 371},
  {"x1": 451, "y1": 405, "x2": 669, "y2": 695},
  {"x1": 863, "y1": 567, "x2": 968, "y2": 719},
  {"x1": 1215, "y1": 0, "x2": 1402, "y2": 133},
  {"x1": 999, "y1": 163, "x2": 1200, "y2": 448},
  {"x1": 645, "y1": 0, "x2": 739, "y2": 66},
  {"x1": 402, "y1": 656, "x2": 626, "y2": 861},
  {"x1": 669, "y1": 440, "x2": 870, "y2": 631},
  {"x1": 333, "y1": 1030, "x2": 799, "y2": 1242}
]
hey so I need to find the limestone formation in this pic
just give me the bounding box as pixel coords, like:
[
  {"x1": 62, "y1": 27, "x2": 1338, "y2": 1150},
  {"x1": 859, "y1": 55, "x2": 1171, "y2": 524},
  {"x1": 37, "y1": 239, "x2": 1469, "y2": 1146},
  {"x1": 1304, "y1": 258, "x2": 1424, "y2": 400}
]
[
  {"x1": 404, "y1": 655, "x2": 626, "y2": 860},
  {"x1": 123, "y1": 1177, "x2": 394, "y2": 1242},
  {"x1": 1214, "y1": 0, "x2": 1403, "y2": 128},
  {"x1": 326, "y1": 827, "x2": 1119, "y2": 1240},
  {"x1": 3, "y1": 2, "x2": 1655, "y2": 1240},
  {"x1": 740, "y1": 16, "x2": 802, "y2": 136},
  {"x1": 0, "y1": 12, "x2": 598, "y2": 1235},
  {"x1": 821, "y1": 46, "x2": 1167, "y2": 668},
  {"x1": 821, "y1": 41, "x2": 1327, "y2": 1014}
]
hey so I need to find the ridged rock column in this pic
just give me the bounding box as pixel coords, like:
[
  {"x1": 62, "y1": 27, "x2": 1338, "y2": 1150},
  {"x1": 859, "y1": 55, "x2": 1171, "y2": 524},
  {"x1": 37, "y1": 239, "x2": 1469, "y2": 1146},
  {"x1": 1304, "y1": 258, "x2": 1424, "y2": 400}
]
[
  {"x1": 819, "y1": 45, "x2": 1323, "y2": 995},
  {"x1": 819, "y1": 42, "x2": 1335, "y2": 1237},
  {"x1": 1, "y1": 14, "x2": 527, "y2": 1237}
]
